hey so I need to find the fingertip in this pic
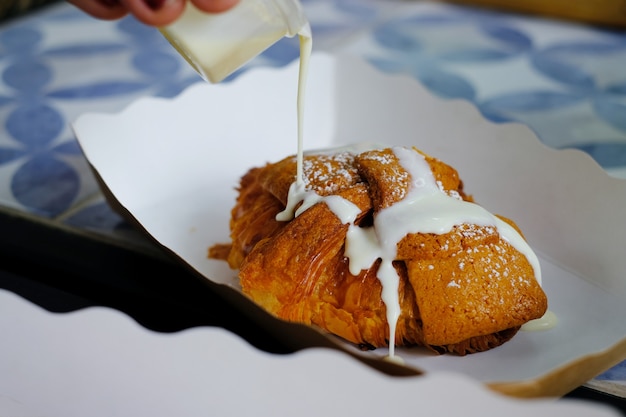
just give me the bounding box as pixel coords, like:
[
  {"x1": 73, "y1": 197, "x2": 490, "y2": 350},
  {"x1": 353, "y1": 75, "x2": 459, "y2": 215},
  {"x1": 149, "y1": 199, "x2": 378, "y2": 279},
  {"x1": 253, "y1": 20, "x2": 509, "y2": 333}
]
[
  {"x1": 119, "y1": 0, "x2": 187, "y2": 27},
  {"x1": 191, "y1": 0, "x2": 240, "y2": 14},
  {"x1": 67, "y1": 0, "x2": 129, "y2": 20}
]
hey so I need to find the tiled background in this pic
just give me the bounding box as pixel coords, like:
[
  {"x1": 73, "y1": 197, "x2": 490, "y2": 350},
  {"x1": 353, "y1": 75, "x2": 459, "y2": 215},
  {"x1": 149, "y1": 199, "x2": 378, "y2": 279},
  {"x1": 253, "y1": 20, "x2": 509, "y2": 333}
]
[{"x1": 0, "y1": 0, "x2": 624, "y2": 391}]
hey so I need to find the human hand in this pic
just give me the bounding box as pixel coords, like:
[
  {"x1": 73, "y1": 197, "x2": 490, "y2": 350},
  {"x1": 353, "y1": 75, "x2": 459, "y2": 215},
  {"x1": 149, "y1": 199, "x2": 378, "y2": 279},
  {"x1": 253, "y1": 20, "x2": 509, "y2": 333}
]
[{"x1": 67, "y1": 0, "x2": 239, "y2": 26}]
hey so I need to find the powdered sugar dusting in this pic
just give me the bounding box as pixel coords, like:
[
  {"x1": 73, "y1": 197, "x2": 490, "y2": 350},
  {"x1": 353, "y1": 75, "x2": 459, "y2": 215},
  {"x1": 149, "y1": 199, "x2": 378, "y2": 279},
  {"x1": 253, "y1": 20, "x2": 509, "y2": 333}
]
[
  {"x1": 360, "y1": 150, "x2": 410, "y2": 202},
  {"x1": 302, "y1": 152, "x2": 359, "y2": 195}
]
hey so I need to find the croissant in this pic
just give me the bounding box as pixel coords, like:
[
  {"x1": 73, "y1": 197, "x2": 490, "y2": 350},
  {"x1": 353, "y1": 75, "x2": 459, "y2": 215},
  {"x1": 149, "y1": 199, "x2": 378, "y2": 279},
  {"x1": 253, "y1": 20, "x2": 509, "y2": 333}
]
[{"x1": 210, "y1": 146, "x2": 548, "y2": 355}]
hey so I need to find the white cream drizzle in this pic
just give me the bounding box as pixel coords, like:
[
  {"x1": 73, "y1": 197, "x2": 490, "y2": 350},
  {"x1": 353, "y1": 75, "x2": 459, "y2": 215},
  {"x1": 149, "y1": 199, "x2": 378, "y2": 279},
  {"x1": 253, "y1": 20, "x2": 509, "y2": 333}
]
[
  {"x1": 277, "y1": 145, "x2": 544, "y2": 357},
  {"x1": 295, "y1": 27, "x2": 312, "y2": 189}
]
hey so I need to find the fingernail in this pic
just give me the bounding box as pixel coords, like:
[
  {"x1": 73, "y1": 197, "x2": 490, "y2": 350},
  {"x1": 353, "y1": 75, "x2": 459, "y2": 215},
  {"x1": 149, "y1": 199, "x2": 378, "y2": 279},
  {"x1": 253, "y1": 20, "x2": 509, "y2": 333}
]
[{"x1": 144, "y1": 0, "x2": 166, "y2": 10}]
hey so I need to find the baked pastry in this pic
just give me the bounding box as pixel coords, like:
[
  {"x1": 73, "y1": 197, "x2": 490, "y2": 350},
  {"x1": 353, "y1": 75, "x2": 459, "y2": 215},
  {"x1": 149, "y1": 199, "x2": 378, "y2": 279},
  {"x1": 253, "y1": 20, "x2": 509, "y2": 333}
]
[{"x1": 210, "y1": 145, "x2": 548, "y2": 355}]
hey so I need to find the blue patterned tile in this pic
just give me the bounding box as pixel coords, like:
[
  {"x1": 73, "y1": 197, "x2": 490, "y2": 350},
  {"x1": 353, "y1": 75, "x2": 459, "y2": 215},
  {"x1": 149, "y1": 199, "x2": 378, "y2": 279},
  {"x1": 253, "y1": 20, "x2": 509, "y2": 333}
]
[
  {"x1": 597, "y1": 360, "x2": 626, "y2": 382},
  {"x1": 334, "y1": 1, "x2": 626, "y2": 177},
  {"x1": 0, "y1": 7, "x2": 201, "y2": 219},
  {"x1": 480, "y1": 90, "x2": 585, "y2": 113},
  {"x1": 570, "y1": 142, "x2": 626, "y2": 169},
  {"x1": 63, "y1": 199, "x2": 127, "y2": 231},
  {"x1": 62, "y1": 197, "x2": 166, "y2": 254},
  {"x1": 531, "y1": 40, "x2": 626, "y2": 93}
]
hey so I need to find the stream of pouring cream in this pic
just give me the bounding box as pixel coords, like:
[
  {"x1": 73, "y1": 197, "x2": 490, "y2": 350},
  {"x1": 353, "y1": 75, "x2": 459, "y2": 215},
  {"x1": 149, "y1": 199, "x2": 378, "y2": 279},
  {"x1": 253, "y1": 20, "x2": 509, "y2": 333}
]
[{"x1": 296, "y1": 28, "x2": 312, "y2": 188}]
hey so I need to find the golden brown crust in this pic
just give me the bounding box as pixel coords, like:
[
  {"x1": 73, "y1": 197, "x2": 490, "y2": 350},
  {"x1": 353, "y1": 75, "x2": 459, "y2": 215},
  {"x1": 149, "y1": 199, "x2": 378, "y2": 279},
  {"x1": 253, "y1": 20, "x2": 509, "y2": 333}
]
[{"x1": 210, "y1": 147, "x2": 548, "y2": 355}]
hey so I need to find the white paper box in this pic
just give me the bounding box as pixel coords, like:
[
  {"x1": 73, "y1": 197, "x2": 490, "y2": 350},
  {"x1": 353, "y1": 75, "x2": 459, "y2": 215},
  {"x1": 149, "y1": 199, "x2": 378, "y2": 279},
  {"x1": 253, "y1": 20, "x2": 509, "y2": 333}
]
[{"x1": 73, "y1": 53, "x2": 626, "y2": 398}]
